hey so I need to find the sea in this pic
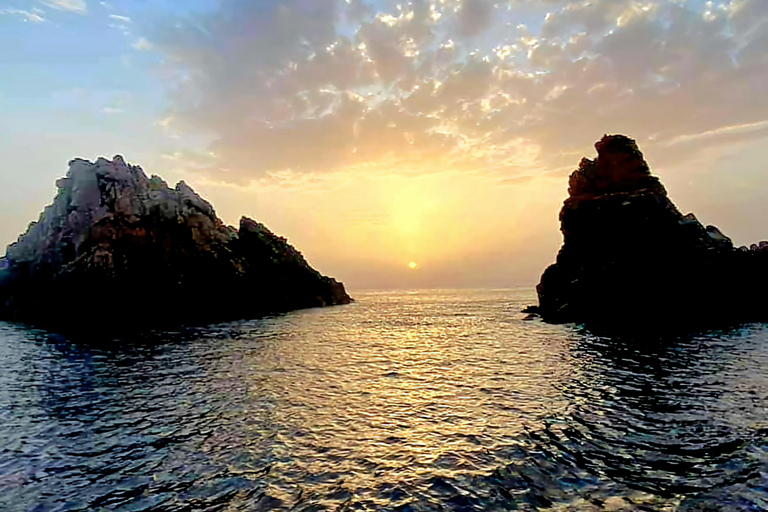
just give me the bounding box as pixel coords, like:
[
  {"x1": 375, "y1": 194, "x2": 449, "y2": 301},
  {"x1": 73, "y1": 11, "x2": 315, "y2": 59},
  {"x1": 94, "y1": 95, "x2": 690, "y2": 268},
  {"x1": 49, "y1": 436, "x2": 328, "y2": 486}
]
[{"x1": 2, "y1": 288, "x2": 768, "y2": 511}]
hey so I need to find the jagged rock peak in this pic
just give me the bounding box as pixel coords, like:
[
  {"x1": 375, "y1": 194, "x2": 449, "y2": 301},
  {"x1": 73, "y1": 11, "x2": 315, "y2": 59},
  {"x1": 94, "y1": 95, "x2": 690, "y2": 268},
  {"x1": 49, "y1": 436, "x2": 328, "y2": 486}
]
[
  {"x1": 529, "y1": 134, "x2": 768, "y2": 331},
  {"x1": 0, "y1": 155, "x2": 352, "y2": 331},
  {"x1": 6, "y1": 155, "x2": 216, "y2": 266},
  {"x1": 567, "y1": 134, "x2": 666, "y2": 200}
]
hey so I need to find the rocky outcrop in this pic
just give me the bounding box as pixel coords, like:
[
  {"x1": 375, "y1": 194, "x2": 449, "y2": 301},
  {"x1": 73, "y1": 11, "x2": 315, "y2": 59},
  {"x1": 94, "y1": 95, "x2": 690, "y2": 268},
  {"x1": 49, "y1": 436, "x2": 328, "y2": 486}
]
[
  {"x1": 0, "y1": 156, "x2": 351, "y2": 331},
  {"x1": 529, "y1": 135, "x2": 768, "y2": 330}
]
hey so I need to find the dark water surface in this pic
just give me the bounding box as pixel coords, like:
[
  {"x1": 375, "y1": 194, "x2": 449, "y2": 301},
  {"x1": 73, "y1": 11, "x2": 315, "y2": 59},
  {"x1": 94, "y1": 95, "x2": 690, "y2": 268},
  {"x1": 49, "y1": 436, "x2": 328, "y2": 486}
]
[{"x1": 2, "y1": 289, "x2": 768, "y2": 511}]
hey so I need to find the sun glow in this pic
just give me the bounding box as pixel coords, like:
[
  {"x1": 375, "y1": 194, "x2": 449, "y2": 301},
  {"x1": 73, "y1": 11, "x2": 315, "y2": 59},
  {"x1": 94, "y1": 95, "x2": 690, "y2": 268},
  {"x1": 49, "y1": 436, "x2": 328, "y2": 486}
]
[{"x1": 408, "y1": 261, "x2": 418, "y2": 269}]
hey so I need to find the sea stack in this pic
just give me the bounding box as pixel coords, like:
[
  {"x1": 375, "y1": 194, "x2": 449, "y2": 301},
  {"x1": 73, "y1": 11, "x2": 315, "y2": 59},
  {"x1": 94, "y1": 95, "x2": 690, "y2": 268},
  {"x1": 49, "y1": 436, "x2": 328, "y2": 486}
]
[
  {"x1": 0, "y1": 156, "x2": 351, "y2": 331},
  {"x1": 530, "y1": 134, "x2": 768, "y2": 330}
]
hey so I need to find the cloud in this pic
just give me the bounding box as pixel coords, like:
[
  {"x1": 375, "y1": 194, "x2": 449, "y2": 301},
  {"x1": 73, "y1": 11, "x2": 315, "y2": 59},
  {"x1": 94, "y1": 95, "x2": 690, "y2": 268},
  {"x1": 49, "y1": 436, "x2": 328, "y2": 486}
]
[
  {"x1": 41, "y1": 0, "x2": 87, "y2": 14},
  {"x1": 665, "y1": 120, "x2": 768, "y2": 148},
  {"x1": 153, "y1": 0, "x2": 768, "y2": 181},
  {"x1": 1, "y1": 9, "x2": 45, "y2": 23},
  {"x1": 108, "y1": 14, "x2": 131, "y2": 23},
  {"x1": 456, "y1": 0, "x2": 495, "y2": 37},
  {"x1": 131, "y1": 37, "x2": 153, "y2": 51},
  {"x1": 107, "y1": 12, "x2": 131, "y2": 35},
  {"x1": 96, "y1": 90, "x2": 131, "y2": 116}
]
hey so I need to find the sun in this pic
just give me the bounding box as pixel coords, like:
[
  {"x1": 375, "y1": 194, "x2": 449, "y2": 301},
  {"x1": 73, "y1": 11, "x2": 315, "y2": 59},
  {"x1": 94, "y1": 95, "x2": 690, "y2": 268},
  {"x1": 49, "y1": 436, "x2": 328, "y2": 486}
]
[{"x1": 408, "y1": 261, "x2": 418, "y2": 270}]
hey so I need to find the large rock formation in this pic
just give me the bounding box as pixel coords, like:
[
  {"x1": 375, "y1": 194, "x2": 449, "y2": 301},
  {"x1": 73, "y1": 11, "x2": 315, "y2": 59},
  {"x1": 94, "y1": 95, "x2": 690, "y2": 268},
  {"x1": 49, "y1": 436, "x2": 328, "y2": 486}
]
[
  {"x1": 529, "y1": 135, "x2": 768, "y2": 330},
  {"x1": 0, "y1": 156, "x2": 351, "y2": 331}
]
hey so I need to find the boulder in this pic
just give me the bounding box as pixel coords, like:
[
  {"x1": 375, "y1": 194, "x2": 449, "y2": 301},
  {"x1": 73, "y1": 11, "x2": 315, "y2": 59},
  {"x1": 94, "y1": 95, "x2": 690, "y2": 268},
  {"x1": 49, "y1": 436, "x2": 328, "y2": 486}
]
[
  {"x1": 530, "y1": 135, "x2": 768, "y2": 331},
  {"x1": 0, "y1": 156, "x2": 351, "y2": 332}
]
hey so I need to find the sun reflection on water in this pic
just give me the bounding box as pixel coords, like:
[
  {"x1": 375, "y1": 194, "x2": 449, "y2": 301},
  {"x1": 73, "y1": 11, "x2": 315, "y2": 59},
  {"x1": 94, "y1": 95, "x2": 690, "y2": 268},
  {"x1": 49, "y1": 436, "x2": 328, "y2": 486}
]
[{"x1": 236, "y1": 290, "x2": 574, "y2": 503}]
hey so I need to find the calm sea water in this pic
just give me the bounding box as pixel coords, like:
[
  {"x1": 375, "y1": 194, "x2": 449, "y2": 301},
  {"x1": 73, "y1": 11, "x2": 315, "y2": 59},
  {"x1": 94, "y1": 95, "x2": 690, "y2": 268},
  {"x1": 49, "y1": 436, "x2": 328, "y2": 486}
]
[{"x1": 2, "y1": 289, "x2": 768, "y2": 511}]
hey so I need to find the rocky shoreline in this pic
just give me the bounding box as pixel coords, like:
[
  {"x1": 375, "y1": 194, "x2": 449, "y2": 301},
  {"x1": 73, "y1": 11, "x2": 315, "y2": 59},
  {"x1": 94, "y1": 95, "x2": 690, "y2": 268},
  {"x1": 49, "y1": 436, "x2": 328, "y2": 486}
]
[
  {"x1": 528, "y1": 135, "x2": 768, "y2": 331},
  {"x1": 0, "y1": 156, "x2": 351, "y2": 332}
]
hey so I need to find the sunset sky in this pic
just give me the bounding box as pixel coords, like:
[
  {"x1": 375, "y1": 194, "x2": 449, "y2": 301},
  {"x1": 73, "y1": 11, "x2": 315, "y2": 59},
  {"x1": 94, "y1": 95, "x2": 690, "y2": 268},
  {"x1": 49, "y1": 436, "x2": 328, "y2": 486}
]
[{"x1": 3, "y1": 0, "x2": 768, "y2": 290}]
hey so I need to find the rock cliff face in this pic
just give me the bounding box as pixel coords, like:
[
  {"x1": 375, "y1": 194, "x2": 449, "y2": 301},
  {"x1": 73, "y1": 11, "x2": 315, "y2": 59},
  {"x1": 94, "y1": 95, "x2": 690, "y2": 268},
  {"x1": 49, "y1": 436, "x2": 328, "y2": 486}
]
[
  {"x1": 531, "y1": 135, "x2": 768, "y2": 330},
  {"x1": 0, "y1": 156, "x2": 351, "y2": 331}
]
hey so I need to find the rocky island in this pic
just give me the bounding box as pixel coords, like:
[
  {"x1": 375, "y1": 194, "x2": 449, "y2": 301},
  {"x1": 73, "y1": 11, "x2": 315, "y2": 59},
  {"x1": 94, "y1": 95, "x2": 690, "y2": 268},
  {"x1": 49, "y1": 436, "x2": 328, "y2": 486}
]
[
  {"x1": 0, "y1": 156, "x2": 351, "y2": 331},
  {"x1": 528, "y1": 134, "x2": 768, "y2": 331}
]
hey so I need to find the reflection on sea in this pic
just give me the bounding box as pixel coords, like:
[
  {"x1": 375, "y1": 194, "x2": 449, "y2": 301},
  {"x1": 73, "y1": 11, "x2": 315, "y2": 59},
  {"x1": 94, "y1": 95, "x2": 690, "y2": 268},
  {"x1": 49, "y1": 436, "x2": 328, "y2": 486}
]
[{"x1": 1, "y1": 289, "x2": 768, "y2": 511}]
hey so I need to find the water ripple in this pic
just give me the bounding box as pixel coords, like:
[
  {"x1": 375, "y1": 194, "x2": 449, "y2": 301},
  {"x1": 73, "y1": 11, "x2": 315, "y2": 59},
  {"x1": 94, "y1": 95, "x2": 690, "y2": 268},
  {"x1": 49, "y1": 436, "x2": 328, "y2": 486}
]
[{"x1": 1, "y1": 289, "x2": 768, "y2": 510}]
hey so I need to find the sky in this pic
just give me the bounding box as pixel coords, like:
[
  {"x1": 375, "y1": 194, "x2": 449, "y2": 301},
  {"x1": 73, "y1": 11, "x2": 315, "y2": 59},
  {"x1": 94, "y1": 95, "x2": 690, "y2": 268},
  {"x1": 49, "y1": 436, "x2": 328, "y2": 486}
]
[{"x1": 2, "y1": 0, "x2": 768, "y2": 290}]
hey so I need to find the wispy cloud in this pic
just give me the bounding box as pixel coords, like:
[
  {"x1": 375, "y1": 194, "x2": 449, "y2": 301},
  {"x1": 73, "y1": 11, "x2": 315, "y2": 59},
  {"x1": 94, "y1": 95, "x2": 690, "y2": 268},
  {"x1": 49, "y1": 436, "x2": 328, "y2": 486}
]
[
  {"x1": 155, "y1": 115, "x2": 175, "y2": 129},
  {"x1": 107, "y1": 12, "x2": 131, "y2": 36},
  {"x1": 41, "y1": 0, "x2": 87, "y2": 15},
  {"x1": 665, "y1": 120, "x2": 768, "y2": 147},
  {"x1": 100, "y1": 90, "x2": 130, "y2": 115},
  {"x1": 108, "y1": 14, "x2": 130, "y2": 23},
  {"x1": 1, "y1": 9, "x2": 45, "y2": 23}
]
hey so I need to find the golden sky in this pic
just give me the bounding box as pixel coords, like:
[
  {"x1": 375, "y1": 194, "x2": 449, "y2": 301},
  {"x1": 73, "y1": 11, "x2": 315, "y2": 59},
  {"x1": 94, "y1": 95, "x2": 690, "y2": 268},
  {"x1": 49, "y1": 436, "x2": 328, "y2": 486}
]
[{"x1": 3, "y1": 0, "x2": 768, "y2": 290}]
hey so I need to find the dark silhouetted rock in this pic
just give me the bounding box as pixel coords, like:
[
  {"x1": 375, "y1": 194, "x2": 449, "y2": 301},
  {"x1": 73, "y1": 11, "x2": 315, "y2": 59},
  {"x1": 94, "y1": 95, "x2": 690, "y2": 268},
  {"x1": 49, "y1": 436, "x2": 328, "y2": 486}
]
[
  {"x1": 530, "y1": 135, "x2": 768, "y2": 331},
  {"x1": 0, "y1": 156, "x2": 351, "y2": 331}
]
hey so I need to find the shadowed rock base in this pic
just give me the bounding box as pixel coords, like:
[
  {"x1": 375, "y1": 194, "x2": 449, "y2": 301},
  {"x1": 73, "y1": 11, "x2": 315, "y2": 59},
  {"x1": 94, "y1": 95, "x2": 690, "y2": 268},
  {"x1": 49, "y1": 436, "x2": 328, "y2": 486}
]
[
  {"x1": 529, "y1": 135, "x2": 768, "y2": 332},
  {"x1": 0, "y1": 156, "x2": 351, "y2": 333}
]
